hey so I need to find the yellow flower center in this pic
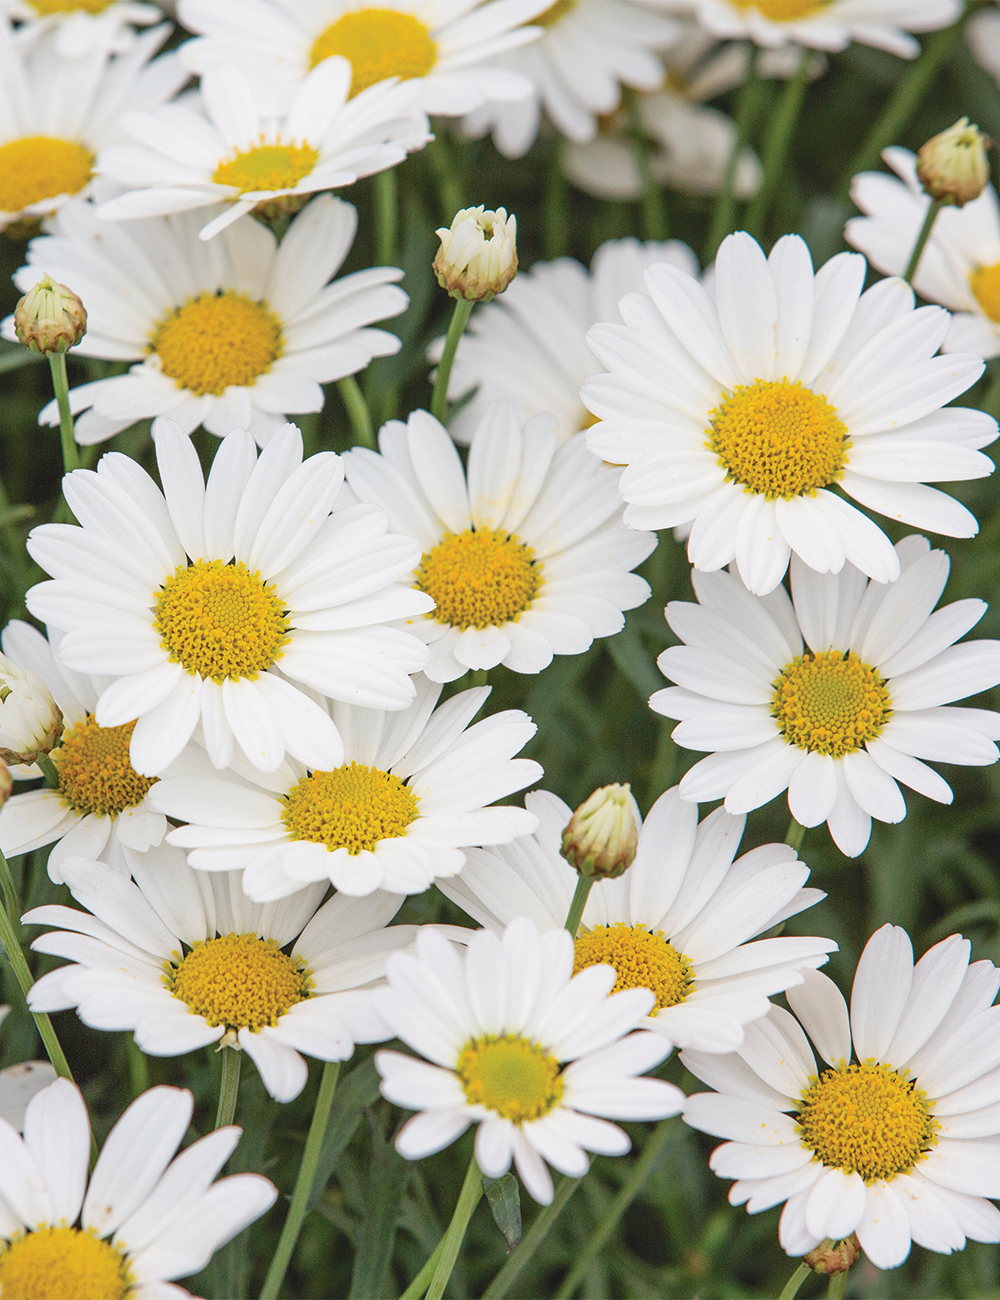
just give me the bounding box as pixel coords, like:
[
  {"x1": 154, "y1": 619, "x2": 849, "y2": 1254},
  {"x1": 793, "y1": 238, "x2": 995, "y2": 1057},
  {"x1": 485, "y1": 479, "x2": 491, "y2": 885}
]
[
  {"x1": 309, "y1": 10, "x2": 438, "y2": 97},
  {"x1": 149, "y1": 291, "x2": 283, "y2": 397},
  {"x1": 772, "y1": 649, "x2": 892, "y2": 758},
  {"x1": 0, "y1": 1227, "x2": 129, "y2": 1300},
  {"x1": 0, "y1": 137, "x2": 94, "y2": 215},
  {"x1": 573, "y1": 924, "x2": 693, "y2": 1010},
  {"x1": 212, "y1": 140, "x2": 320, "y2": 194},
  {"x1": 970, "y1": 261, "x2": 1000, "y2": 324},
  {"x1": 457, "y1": 1035, "x2": 564, "y2": 1122},
  {"x1": 282, "y1": 762, "x2": 419, "y2": 854},
  {"x1": 708, "y1": 378, "x2": 850, "y2": 501},
  {"x1": 797, "y1": 1061, "x2": 938, "y2": 1184},
  {"x1": 166, "y1": 932, "x2": 311, "y2": 1031},
  {"x1": 153, "y1": 559, "x2": 288, "y2": 683},
  {"x1": 52, "y1": 716, "x2": 156, "y2": 818},
  {"x1": 731, "y1": 0, "x2": 828, "y2": 18},
  {"x1": 416, "y1": 529, "x2": 540, "y2": 630},
  {"x1": 533, "y1": 0, "x2": 575, "y2": 27}
]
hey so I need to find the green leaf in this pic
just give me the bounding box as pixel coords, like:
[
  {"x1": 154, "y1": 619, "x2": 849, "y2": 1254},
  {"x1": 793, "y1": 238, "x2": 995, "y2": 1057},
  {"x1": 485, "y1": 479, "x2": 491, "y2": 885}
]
[
  {"x1": 306, "y1": 1057, "x2": 381, "y2": 1213},
  {"x1": 347, "y1": 1109, "x2": 412, "y2": 1299},
  {"x1": 483, "y1": 1172, "x2": 522, "y2": 1252}
]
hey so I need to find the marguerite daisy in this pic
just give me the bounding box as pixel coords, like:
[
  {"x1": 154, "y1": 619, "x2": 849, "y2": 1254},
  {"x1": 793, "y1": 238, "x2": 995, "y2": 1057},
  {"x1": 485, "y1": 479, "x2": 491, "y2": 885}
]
[
  {"x1": 3, "y1": 194, "x2": 409, "y2": 448},
  {"x1": 375, "y1": 917, "x2": 684, "y2": 1204},
  {"x1": 25, "y1": 844, "x2": 405, "y2": 1102},
  {"x1": 436, "y1": 236, "x2": 699, "y2": 444},
  {"x1": 0, "y1": 0, "x2": 162, "y2": 58},
  {"x1": 439, "y1": 786, "x2": 836, "y2": 1053},
  {"x1": 583, "y1": 231, "x2": 996, "y2": 595},
  {"x1": 342, "y1": 402, "x2": 656, "y2": 680},
  {"x1": 25, "y1": 419, "x2": 432, "y2": 777},
  {"x1": 0, "y1": 620, "x2": 167, "y2": 882},
  {"x1": 652, "y1": 536, "x2": 1000, "y2": 857},
  {"x1": 0, "y1": 1077, "x2": 276, "y2": 1297},
  {"x1": 683, "y1": 924, "x2": 1000, "y2": 1269},
  {"x1": 96, "y1": 57, "x2": 429, "y2": 239},
  {"x1": 149, "y1": 679, "x2": 542, "y2": 900}
]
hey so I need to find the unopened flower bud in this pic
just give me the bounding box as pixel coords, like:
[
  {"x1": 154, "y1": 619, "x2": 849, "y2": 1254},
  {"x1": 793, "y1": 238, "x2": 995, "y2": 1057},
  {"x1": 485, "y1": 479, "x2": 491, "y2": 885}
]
[
  {"x1": 561, "y1": 783, "x2": 639, "y2": 880},
  {"x1": 804, "y1": 1234, "x2": 860, "y2": 1276},
  {"x1": 0, "y1": 655, "x2": 63, "y2": 766},
  {"x1": 13, "y1": 274, "x2": 87, "y2": 354},
  {"x1": 0, "y1": 763, "x2": 11, "y2": 809},
  {"x1": 433, "y1": 206, "x2": 518, "y2": 302},
  {"x1": 917, "y1": 118, "x2": 991, "y2": 206}
]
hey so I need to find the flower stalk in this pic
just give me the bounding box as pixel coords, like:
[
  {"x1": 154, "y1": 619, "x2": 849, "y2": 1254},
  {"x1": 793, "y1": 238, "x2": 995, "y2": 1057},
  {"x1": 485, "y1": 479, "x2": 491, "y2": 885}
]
[
  {"x1": 425, "y1": 1155, "x2": 483, "y2": 1300},
  {"x1": 430, "y1": 296, "x2": 473, "y2": 423},
  {"x1": 215, "y1": 1044, "x2": 242, "y2": 1128}
]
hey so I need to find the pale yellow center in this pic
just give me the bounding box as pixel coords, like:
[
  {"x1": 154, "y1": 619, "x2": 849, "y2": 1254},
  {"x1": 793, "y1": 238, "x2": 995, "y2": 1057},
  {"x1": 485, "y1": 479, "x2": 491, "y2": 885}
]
[
  {"x1": 416, "y1": 529, "x2": 540, "y2": 630},
  {"x1": 282, "y1": 762, "x2": 419, "y2": 854},
  {"x1": 166, "y1": 932, "x2": 311, "y2": 1031},
  {"x1": 309, "y1": 10, "x2": 437, "y2": 96},
  {"x1": 797, "y1": 1061, "x2": 938, "y2": 1184},
  {"x1": 53, "y1": 716, "x2": 156, "y2": 817},
  {"x1": 731, "y1": 0, "x2": 829, "y2": 18},
  {"x1": 0, "y1": 137, "x2": 93, "y2": 215},
  {"x1": 574, "y1": 923, "x2": 693, "y2": 1010},
  {"x1": 970, "y1": 261, "x2": 1000, "y2": 323},
  {"x1": 0, "y1": 1228, "x2": 129, "y2": 1300},
  {"x1": 772, "y1": 650, "x2": 892, "y2": 758},
  {"x1": 213, "y1": 141, "x2": 319, "y2": 194},
  {"x1": 149, "y1": 291, "x2": 283, "y2": 395},
  {"x1": 457, "y1": 1035, "x2": 564, "y2": 1122}
]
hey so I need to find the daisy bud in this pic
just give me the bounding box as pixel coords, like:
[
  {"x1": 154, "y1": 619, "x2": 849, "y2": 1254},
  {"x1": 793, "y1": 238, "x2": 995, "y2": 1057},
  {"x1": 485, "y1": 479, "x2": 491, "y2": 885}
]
[
  {"x1": 0, "y1": 763, "x2": 11, "y2": 809},
  {"x1": 561, "y1": 783, "x2": 639, "y2": 880},
  {"x1": 917, "y1": 117, "x2": 991, "y2": 206},
  {"x1": 13, "y1": 274, "x2": 87, "y2": 355},
  {"x1": 804, "y1": 1235, "x2": 860, "y2": 1276},
  {"x1": 433, "y1": 206, "x2": 518, "y2": 302},
  {"x1": 0, "y1": 655, "x2": 63, "y2": 767}
]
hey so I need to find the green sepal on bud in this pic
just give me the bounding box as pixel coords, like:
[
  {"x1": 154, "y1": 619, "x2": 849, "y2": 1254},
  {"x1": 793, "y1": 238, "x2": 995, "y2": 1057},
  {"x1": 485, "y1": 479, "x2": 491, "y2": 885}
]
[
  {"x1": 560, "y1": 783, "x2": 639, "y2": 881},
  {"x1": 13, "y1": 274, "x2": 87, "y2": 354},
  {"x1": 433, "y1": 206, "x2": 518, "y2": 303},
  {"x1": 917, "y1": 117, "x2": 991, "y2": 207}
]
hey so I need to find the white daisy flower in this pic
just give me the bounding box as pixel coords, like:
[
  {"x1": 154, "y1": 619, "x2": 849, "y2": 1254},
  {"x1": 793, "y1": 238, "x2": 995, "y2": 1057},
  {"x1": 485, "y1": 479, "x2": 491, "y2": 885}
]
[
  {"x1": 25, "y1": 843, "x2": 407, "y2": 1102},
  {"x1": 437, "y1": 236, "x2": 699, "y2": 445},
  {"x1": 3, "y1": 194, "x2": 409, "y2": 448},
  {"x1": 658, "y1": 0, "x2": 961, "y2": 58},
  {"x1": 375, "y1": 917, "x2": 684, "y2": 1204},
  {"x1": 342, "y1": 402, "x2": 656, "y2": 681},
  {"x1": 95, "y1": 57, "x2": 430, "y2": 240},
  {"x1": 176, "y1": 0, "x2": 547, "y2": 121},
  {"x1": 0, "y1": 1, "x2": 163, "y2": 59},
  {"x1": 24, "y1": 419, "x2": 432, "y2": 778},
  {"x1": 0, "y1": 16, "x2": 185, "y2": 231},
  {"x1": 149, "y1": 679, "x2": 543, "y2": 901},
  {"x1": 846, "y1": 147, "x2": 1000, "y2": 362},
  {"x1": 583, "y1": 231, "x2": 996, "y2": 596},
  {"x1": 0, "y1": 1076, "x2": 276, "y2": 1298},
  {"x1": 0, "y1": 620, "x2": 168, "y2": 883},
  {"x1": 652, "y1": 536, "x2": 1000, "y2": 857},
  {"x1": 683, "y1": 924, "x2": 1000, "y2": 1269},
  {"x1": 439, "y1": 786, "x2": 836, "y2": 1054},
  {"x1": 968, "y1": 6, "x2": 1000, "y2": 93}
]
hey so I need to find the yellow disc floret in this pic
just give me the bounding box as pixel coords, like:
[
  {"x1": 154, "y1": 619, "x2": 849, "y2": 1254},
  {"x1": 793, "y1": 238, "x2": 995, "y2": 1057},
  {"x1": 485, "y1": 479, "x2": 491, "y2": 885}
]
[
  {"x1": 0, "y1": 1227, "x2": 130, "y2": 1300},
  {"x1": 154, "y1": 559, "x2": 288, "y2": 682},
  {"x1": 971, "y1": 261, "x2": 1000, "y2": 323},
  {"x1": 282, "y1": 762, "x2": 419, "y2": 854},
  {"x1": 573, "y1": 924, "x2": 693, "y2": 1010},
  {"x1": 797, "y1": 1061, "x2": 938, "y2": 1184},
  {"x1": 53, "y1": 716, "x2": 156, "y2": 817},
  {"x1": 416, "y1": 529, "x2": 540, "y2": 630},
  {"x1": 457, "y1": 1035, "x2": 564, "y2": 1122},
  {"x1": 309, "y1": 10, "x2": 437, "y2": 96},
  {"x1": 731, "y1": 0, "x2": 829, "y2": 18},
  {"x1": 149, "y1": 291, "x2": 283, "y2": 396},
  {"x1": 708, "y1": 378, "x2": 850, "y2": 500},
  {"x1": 30, "y1": 0, "x2": 115, "y2": 10},
  {"x1": 0, "y1": 137, "x2": 94, "y2": 215},
  {"x1": 166, "y1": 933, "x2": 311, "y2": 1032},
  {"x1": 773, "y1": 649, "x2": 892, "y2": 758},
  {"x1": 213, "y1": 140, "x2": 319, "y2": 194}
]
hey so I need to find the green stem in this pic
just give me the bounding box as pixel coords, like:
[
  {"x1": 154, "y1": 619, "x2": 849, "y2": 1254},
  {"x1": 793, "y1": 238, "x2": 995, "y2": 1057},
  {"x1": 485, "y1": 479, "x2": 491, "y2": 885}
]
[
  {"x1": 430, "y1": 297, "x2": 473, "y2": 425},
  {"x1": 260, "y1": 1061, "x2": 341, "y2": 1300},
  {"x1": 47, "y1": 352, "x2": 80, "y2": 474},
  {"x1": 745, "y1": 48, "x2": 811, "y2": 241},
  {"x1": 425, "y1": 1156, "x2": 483, "y2": 1300},
  {"x1": 35, "y1": 752, "x2": 59, "y2": 790},
  {"x1": 778, "y1": 1262, "x2": 814, "y2": 1300},
  {"x1": 903, "y1": 196, "x2": 944, "y2": 283},
  {"x1": 375, "y1": 167, "x2": 399, "y2": 267},
  {"x1": 705, "y1": 47, "x2": 762, "y2": 262},
  {"x1": 564, "y1": 876, "x2": 593, "y2": 938},
  {"x1": 785, "y1": 818, "x2": 807, "y2": 853},
  {"x1": 543, "y1": 153, "x2": 569, "y2": 260},
  {"x1": 338, "y1": 375, "x2": 376, "y2": 450},
  {"x1": 399, "y1": 1237, "x2": 446, "y2": 1300},
  {"x1": 554, "y1": 1117, "x2": 674, "y2": 1299},
  {"x1": 127, "y1": 1037, "x2": 149, "y2": 1100},
  {"x1": 828, "y1": 1269, "x2": 848, "y2": 1299},
  {"x1": 628, "y1": 96, "x2": 667, "y2": 242},
  {"x1": 482, "y1": 1176, "x2": 582, "y2": 1300},
  {"x1": 215, "y1": 1046, "x2": 242, "y2": 1129}
]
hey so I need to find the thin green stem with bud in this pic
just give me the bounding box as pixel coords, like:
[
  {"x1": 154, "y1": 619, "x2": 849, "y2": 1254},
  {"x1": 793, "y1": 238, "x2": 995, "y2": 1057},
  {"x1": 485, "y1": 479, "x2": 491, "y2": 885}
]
[
  {"x1": 904, "y1": 197, "x2": 945, "y2": 283},
  {"x1": 215, "y1": 1046, "x2": 241, "y2": 1129},
  {"x1": 425, "y1": 1156, "x2": 483, "y2": 1300},
  {"x1": 338, "y1": 375, "x2": 376, "y2": 449},
  {"x1": 35, "y1": 752, "x2": 59, "y2": 790},
  {"x1": 828, "y1": 1270, "x2": 848, "y2": 1299},
  {"x1": 430, "y1": 297, "x2": 473, "y2": 424},
  {"x1": 778, "y1": 1261, "x2": 814, "y2": 1300},
  {"x1": 564, "y1": 875, "x2": 593, "y2": 938},
  {"x1": 47, "y1": 352, "x2": 80, "y2": 474},
  {"x1": 785, "y1": 818, "x2": 807, "y2": 853}
]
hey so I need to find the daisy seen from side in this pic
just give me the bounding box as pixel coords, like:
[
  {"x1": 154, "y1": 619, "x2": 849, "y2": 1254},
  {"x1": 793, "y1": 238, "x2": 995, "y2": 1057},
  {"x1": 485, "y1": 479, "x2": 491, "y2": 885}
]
[
  {"x1": 653, "y1": 536, "x2": 1000, "y2": 857},
  {"x1": 375, "y1": 917, "x2": 684, "y2": 1203},
  {"x1": 583, "y1": 231, "x2": 996, "y2": 595},
  {"x1": 25, "y1": 842, "x2": 406, "y2": 1102},
  {"x1": 3, "y1": 194, "x2": 409, "y2": 448},
  {"x1": 683, "y1": 924, "x2": 1000, "y2": 1269},
  {"x1": 149, "y1": 679, "x2": 543, "y2": 900},
  {"x1": 342, "y1": 401, "x2": 656, "y2": 680},
  {"x1": 25, "y1": 418, "x2": 432, "y2": 778},
  {"x1": 0, "y1": 1076, "x2": 276, "y2": 1298}
]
